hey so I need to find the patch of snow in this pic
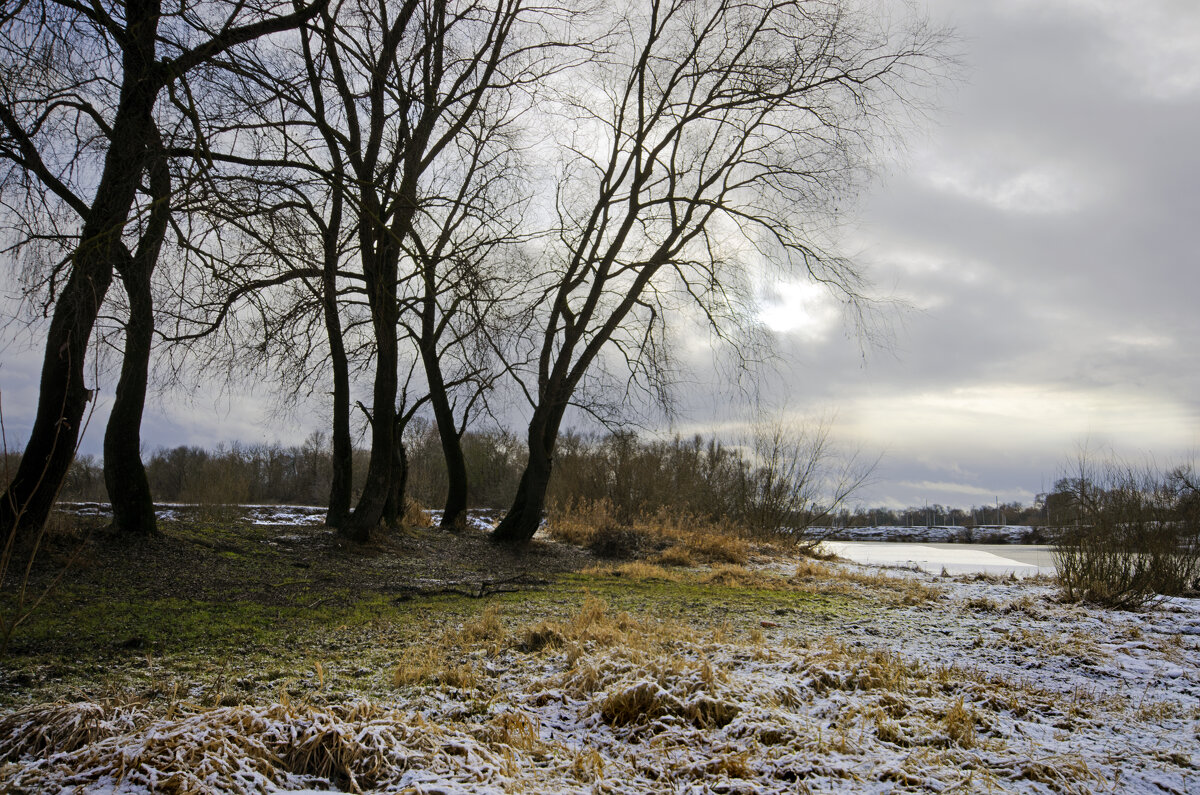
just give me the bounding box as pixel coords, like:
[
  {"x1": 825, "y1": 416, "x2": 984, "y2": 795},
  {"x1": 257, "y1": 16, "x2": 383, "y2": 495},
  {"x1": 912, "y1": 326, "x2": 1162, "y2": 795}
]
[{"x1": 823, "y1": 541, "x2": 1055, "y2": 576}]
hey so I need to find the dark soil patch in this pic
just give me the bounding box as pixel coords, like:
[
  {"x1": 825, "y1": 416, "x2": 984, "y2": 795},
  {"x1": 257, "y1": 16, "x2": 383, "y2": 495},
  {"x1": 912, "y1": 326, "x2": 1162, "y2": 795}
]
[{"x1": 15, "y1": 507, "x2": 594, "y2": 609}]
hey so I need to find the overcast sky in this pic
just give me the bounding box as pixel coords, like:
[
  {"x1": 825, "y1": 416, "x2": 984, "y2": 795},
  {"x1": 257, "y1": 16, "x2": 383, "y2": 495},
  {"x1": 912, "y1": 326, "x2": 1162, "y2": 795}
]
[
  {"x1": 3, "y1": 0, "x2": 1199, "y2": 511},
  {"x1": 729, "y1": 0, "x2": 1200, "y2": 507}
]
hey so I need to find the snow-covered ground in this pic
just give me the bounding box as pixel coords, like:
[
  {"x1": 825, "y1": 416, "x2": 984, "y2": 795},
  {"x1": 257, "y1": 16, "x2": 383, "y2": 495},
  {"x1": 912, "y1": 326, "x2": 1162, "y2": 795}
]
[
  {"x1": 3, "y1": 531, "x2": 1196, "y2": 792},
  {"x1": 61, "y1": 502, "x2": 330, "y2": 526}
]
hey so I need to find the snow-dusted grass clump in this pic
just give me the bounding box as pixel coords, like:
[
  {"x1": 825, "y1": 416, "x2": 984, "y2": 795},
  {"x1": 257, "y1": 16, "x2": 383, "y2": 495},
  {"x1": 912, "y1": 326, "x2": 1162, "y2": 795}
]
[{"x1": 2, "y1": 555, "x2": 1197, "y2": 793}]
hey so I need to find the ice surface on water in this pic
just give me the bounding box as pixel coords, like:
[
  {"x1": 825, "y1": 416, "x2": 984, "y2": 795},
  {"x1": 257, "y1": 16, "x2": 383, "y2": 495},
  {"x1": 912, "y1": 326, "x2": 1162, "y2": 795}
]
[{"x1": 824, "y1": 541, "x2": 1053, "y2": 576}]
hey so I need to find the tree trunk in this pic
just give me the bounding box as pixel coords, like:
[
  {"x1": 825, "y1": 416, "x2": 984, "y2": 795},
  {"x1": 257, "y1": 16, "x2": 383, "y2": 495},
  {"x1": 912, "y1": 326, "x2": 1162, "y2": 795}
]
[
  {"x1": 491, "y1": 445, "x2": 552, "y2": 545},
  {"x1": 325, "y1": 329, "x2": 353, "y2": 528},
  {"x1": 103, "y1": 142, "x2": 169, "y2": 537},
  {"x1": 382, "y1": 420, "x2": 408, "y2": 526},
  {"x1": 342, "y1": 245, "x2": 399, "y2": 541},
  {"x1": 0, "y1": 1, "x2": 161, "y2": 536},
  {"x1": 103, "y1": 258, "x2": 157, "y2": 536},
  {"x1": 419, "y1": 342, "x2": 468, "y2": 528},
  {"x1": 321, "y1": 189, "x2": 352, "y2": 528},
  {"x1": 439, "y1": 429, "x2": 468, "y2": 528},
  {"x1": 343, "y1": 382, "x2": 393, "y2": 541},
  {"x1": 491, "y1": 407, "x2": 561, "y2": 545},
  {"x1": 0, "y1": 254, "x2": 114, "y2": 534}
]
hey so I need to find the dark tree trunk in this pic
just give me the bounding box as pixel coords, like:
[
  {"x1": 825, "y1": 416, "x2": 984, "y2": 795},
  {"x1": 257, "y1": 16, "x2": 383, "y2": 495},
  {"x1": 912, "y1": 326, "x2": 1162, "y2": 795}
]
[
  {"x1": 419, "y1": 342, "x2": 468, "y2": 528},
  {"x1": 325, "y1": 321, "x2": 353, "y2": 528},
  {"x1": 342, "y1": 246, "x2": 399, "y2": 542},
  {"x1": 382, "y1": 418, "x2": 408, "y2": 526},
  {"x1": 104, "y1": 142, "x2": 169, "y2": 537},
  {"x1": 0, "y1": 0, "x2": 162, "y2": 536},
  {"x1": 491, "y1": 406, "x2": 562, "y2": 545},
  {"x1": 395, "y1": 440, "x2": 408, "y2": 518},
  {"x1": 321, "y1": 186, "x2": 352, "y2": 528},
  {"x1": 103, "y1": 258, "x2": 157, "y2": 535},
  {"x1": 491, "y1": 455, "x2": 552, "y2": 544},
  {"x1": 438, "y1": 427, "x2": 468, "y2": 528},
  {"x1": 0, "y1": 252, "x2": 115, "y2": 534}
]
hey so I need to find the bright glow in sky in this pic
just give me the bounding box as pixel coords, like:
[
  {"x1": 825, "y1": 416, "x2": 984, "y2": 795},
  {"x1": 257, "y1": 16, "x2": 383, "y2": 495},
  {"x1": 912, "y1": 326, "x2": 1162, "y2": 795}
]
[{"x1": 756, "y1": 281, "x2": 841, "y2": 341}]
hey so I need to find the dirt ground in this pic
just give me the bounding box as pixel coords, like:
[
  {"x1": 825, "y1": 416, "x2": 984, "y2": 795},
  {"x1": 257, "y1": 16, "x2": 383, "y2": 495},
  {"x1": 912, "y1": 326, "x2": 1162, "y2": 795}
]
[{"x1": 12, "y1": 506, "x2": 595, "y2": 609}]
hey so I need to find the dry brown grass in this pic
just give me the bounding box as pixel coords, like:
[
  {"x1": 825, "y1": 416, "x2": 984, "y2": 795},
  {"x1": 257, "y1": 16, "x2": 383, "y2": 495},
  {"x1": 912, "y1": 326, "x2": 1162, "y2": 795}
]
[
  {"x1": 512, "y1": 595, "x2": 672, "y2": 661},
  {"x1": 392, "y1": 606, "x2": 512, "y2": 688},
  {"x1": 0, "y1": 701, "x2": 127, "y2": 763},
  {"x1": 700, "y1": 564, "x2": 786, "y2": 589},
  {"x1": 392, "y1": 648, "x2": 438, "y2": 687},
  {"x1": 792, "y1": 561, "x2": 944, "y2": 606},
  {"x1": 474, "y1": 709, "x2": 542, "y2": 752},
  {"x1": 598, "y1": 678, "x2": 740, "y2": 731},
  {"x1": 583, "y1": 554, "x2": 943, "y2": 612},
  {"x1": 1015, "y1": 754, "x2": 1101, "y2": 792},
  {"x1": 545, "y1": 499, "x2": 749, "y2": 565},
  {"x1": 450, "y1": 604, "x2": 506, "y2": 646},
  {"x1": 792, "y1": 557, "x2": 834, "y2": 579},
  {"x1": 580, "y1": 561, "x2": 684, "y2": 581},
  {"x1": 650, "y1": 544, "x2": 697, "y2": 567},
  {"x1": 941, "y1": 696, "x2": 978, "y2": 748},
  {"x1": 402, "y1": 498, "x2": 432, "y2": 528},
  {"x1": 0, "y1": 701, "x2": 468, "y2": 793}
]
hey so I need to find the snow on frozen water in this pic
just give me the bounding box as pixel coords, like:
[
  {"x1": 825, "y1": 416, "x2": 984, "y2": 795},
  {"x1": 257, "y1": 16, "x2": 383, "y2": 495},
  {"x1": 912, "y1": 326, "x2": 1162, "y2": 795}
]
[{"x1": 824, "y1": 540, "x2": 1055, "y2": 576}]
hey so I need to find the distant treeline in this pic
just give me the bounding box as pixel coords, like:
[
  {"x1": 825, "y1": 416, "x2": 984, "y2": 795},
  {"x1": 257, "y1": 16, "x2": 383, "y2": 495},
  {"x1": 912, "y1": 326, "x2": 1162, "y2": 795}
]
[
  {"x1": 16, "y1": 421, "x2": 883, "y2": 532},
  {"x1": 838, "y1": 503, "x2": 1052, "y2": 529},
  {"x1": 9, "y1": 424, "x2": 1065, "y2": 528},
  {"x1": 32, "y1": 422, "x2": 524, "y2": 509}
]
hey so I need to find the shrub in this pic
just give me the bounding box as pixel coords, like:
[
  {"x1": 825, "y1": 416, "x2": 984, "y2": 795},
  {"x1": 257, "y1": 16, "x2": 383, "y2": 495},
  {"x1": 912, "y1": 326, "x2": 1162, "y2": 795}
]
[
  {"x1": 402, "y1": 498, "x2": 431, "y2": 529},
  {"x1": 546, "y1": 499, "x2": 750, "y2": 563},
  {"x1": 586, "y1": 524, "x2": 650, "y2": 560},
  {"x1": 543, "y1": 418, "x2": 876, "y2": 549},
  {"x1": 1052, "y1": 455, "x2": 1200, "y2": 608}
]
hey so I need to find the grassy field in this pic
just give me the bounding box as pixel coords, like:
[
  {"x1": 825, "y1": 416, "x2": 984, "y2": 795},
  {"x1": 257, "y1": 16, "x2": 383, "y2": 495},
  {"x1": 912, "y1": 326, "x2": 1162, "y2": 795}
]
[{"x1": 1, "y1": 511, "x2": 1196, "y2": 793}]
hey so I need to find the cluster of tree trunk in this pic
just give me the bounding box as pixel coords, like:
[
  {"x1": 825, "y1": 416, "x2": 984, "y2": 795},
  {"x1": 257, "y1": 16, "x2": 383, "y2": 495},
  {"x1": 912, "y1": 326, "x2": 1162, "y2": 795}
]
[{"x1": 0, "y1": 0, "x2": 945, "y2": 546}]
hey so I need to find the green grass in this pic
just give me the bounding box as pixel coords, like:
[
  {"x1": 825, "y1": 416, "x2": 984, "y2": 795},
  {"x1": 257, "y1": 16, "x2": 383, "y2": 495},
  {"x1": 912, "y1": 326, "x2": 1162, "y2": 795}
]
[
  {"x1": 1, "y1": 514, "x2": 858, "y2": 712},
  {"x1": 2, "y1": 573, "x2": 852, "y2": 711}
]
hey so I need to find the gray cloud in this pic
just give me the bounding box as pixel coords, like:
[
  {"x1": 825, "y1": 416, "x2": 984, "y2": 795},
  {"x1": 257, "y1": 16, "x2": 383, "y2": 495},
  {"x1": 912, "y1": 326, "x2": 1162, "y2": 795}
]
[{"x1": 718, "y1": 0, "x2": 1200, "y2": 507}]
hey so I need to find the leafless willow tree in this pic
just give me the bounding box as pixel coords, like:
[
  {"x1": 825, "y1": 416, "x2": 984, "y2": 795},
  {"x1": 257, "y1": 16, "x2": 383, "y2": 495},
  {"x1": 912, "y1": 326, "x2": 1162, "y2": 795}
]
[
  {"x1": 0, "y1": 0, "x2": 328, "y2": 537},
  {"x1": 153, "y1": 23, "x2": 363, "y2": 528},
  {"x1": 1052, "y1": 451, "x2": 1200, "y2": 607},
  {"x1": 158, "y1": 0, "x2": 577, "y2": 538},
  {"x1": 314, "y1": 0, "x2": 587, "y2": 540},
  {"x1": 491, "y1": 0, "x2": 946, "y2": 544}
]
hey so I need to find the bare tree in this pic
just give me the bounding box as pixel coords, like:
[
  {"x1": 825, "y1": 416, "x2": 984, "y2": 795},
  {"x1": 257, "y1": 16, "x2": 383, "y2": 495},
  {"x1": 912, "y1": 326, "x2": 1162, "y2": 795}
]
[
  {"x1": 399, "y1": 92, "x2": 535, "y2": 528},
  {"x1": 101, "y1": 138, "x2": 172, "y2": 535},
  {"x1": 738, "y1": 414, "x2": 876, "y2": 545},
  {"x1": 270, "y1": 0, "x2": 579, "y2": 539},
  {"x1": 491, "y1": 0, "x2": 945, "y2": 544},
  {"x1": 0, "y1": 0, "x2": 329, "y2": 537},
  {"x1": 1053, "y1": 450, "x2": 1200, "y2": 608},
  {"x1": 147, "y1": 0, "x2": 546, "y2": 536},
  {"x1": 156, "y1": 28, "x2": 363, "y2": 528}
]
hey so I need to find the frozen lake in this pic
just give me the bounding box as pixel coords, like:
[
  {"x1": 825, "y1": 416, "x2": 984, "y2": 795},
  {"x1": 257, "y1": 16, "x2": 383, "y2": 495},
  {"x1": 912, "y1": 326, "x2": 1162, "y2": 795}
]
[{"x1": 822, "y1": 541, "x2": 1056, "y2": 576}]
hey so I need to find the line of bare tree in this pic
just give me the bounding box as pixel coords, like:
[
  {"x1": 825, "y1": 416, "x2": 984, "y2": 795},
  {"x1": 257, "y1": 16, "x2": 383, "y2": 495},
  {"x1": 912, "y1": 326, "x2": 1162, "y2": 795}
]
[{"x1": 1, "y1": 0, "x2": 946, "y2": 546}]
